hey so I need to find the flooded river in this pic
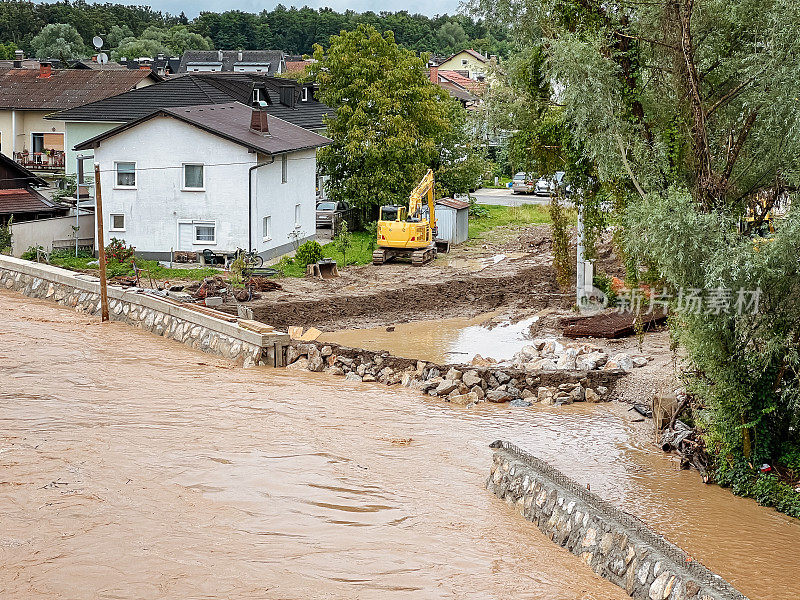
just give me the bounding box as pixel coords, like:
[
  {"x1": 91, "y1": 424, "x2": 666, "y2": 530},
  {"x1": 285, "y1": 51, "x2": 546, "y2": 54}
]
[{"x1": 1, "y1": 289, "x2": 799, "y2": 599}]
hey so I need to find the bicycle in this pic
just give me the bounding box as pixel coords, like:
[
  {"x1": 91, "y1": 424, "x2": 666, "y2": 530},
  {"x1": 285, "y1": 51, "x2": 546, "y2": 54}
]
[{"x1": 227, "y1": 248, "x2": 264, "y2": 271}]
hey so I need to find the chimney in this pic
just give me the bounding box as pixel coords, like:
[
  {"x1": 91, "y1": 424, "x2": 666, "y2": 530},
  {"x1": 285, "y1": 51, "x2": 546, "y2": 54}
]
[
  {"x1": 217, "y1": 49, "x2": 223, "y2": 62},
  {"x1": 429, "y1": 65, "x2": 438, "y2": 83},
  {"x1": 157, "y1": 53, "x2": 165, "y2": 60},
  {"x1": 237, "y1": 49, "x2": 243, "y2": 62},
  {"x1": 13, "y1": 49, "x2": 23, "y2": 68},
  {"x1": 250, "y1": 101, "x2": 270, "y2": 135},
  {"x1": 38, "y1": 62, "x2": 52, "y2": 79}
]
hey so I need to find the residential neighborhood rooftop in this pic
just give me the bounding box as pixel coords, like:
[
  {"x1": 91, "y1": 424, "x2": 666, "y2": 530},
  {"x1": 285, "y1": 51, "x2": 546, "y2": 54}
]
[
  {"x1": 49, "y1": 73, "x2": 334, "y2": 131},
  {"x1": 179, "y1": 50, "x2": 285, "y2": 74},
  {"x1": 74, "y1": 101, "x2": 331, "y2": 156},
  {"x1": 0, "y1": 67, "x2": 159, "y2": 111}
]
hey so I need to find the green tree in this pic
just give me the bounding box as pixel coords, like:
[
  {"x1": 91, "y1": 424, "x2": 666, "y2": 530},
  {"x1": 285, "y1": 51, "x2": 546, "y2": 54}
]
[
  {"x1": 333, "y1": 220, "x2": 353, "y2": 267},
  {"x1": 309, "y1": 24, "x2": 453, "y2": 225},
  {"x1": 435, "y1": 21, "x2": 468, "y2": 55},
  {"x1": 469, "y1": 0, "x2": 800, "y2": 513},
  {"x1": 0, "y1": 41, "x2": 18, "y2": 60},
  {"x1": 30, "y1": 23, "x2": 86, "y2": 63}
]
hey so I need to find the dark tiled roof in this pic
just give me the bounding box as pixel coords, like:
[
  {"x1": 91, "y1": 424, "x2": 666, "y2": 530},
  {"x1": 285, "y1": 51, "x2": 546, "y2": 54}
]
[
  {"x1": 179, "y1": 50, "x2": 285, "y2": 75},
  {"x1": 50, "y1": 73, "x2": 335, "y2": 131},
  {"x1": 48, "y1": 74, "x2": 250, "y2": 122},
  {"x1": 0, "y1": 68, "x2": 157, "y2": 111},
  {"x1": 0, "y1": 188, "x2": 61, "y2": 215},
  {"x1": 75, "y1": 101, "x2": 330, "y2": 156}
]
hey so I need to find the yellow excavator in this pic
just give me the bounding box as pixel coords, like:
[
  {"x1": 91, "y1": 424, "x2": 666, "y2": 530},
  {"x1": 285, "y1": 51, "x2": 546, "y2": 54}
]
[{"x1": 372, "y1": 169, "x2": 438, "y2": 266}]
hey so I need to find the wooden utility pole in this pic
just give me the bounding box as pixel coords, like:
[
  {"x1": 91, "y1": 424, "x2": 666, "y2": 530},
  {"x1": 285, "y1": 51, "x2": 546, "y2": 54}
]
[{"x1": 94, "y1": 163, "x2": 109, "y2": 322}]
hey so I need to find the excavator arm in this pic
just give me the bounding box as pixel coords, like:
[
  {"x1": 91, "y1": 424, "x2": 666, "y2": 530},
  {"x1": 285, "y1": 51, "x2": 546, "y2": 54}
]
[{"x1": 408, "y1": 169, "x2": 436, "y2": 232}]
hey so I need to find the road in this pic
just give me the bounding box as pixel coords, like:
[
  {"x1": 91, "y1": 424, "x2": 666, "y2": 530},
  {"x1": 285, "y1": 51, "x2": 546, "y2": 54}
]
[{"x1": 470, "y1": 187, "x2": 550, "y2": 206}]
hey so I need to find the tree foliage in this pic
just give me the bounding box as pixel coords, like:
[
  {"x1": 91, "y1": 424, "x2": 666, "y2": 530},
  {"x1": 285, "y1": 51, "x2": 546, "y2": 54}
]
[
  {"x1": 0, "y1": 2, "x2": 511, "y2": 60},
  {"x1": 110, "y1": 25, "x2": 212, "y2": 60},
  {"x1": 30, "y1": 23, "x2": 86, "y2": 62},
  {"x1": 470, "y1": 0, "x2": 800, "y2": 512},
  {"x1": 309, "y1": 25, "x2": 455, "y2": 224}
]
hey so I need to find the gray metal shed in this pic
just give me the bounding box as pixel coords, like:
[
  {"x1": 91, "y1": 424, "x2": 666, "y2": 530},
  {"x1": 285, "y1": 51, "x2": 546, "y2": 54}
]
[{"x1": 435, "y1": 198, "x2": 470, "y2": 245}]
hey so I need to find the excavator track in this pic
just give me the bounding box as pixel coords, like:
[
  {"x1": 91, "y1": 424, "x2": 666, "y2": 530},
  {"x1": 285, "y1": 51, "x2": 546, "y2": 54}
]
[
  {"x1": 372, "y1": 248, "x2": 387, "y2": 265},
  {"x1": 411, "y1": 246, "x2": 437, "y2": 266}
]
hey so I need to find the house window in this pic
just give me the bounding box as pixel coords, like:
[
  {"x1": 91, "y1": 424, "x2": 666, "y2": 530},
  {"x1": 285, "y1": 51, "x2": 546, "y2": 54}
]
[
  {"x1": 301, "y1": 87, "x2": 309, "y2": 102},
  {"x1": 252, "y1": 88, "x2": 262, "y2": 103},
  {"x1": 281, "y1": 154, "x2": 288, "y2": 184},
  {"x1": 183, "y1": 164, "x2": 204, "y2": 190},
  {"x1": 194, "y1": 222, "x2": 216, "y2": 244},
  {"x1": 294, "y1": 203, "x2": 301, "y2": 228},
  {"x1": 110, "y1": 214, "x2": 125, "y2": 231},
  {"x1": 263, "y1": 215, "x2": 272, "y2": 240},
  {"x1": 461, "y1": 58, "x2": 468, "y2": 66},
  {"x1": 115, "y1": 162, "x2": 136, "y2": 188}
]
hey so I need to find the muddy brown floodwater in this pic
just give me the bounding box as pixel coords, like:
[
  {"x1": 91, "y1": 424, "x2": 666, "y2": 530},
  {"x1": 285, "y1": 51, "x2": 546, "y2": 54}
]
[{"x1": 1, "y1": 289, "x2": 799, "y2": 600}]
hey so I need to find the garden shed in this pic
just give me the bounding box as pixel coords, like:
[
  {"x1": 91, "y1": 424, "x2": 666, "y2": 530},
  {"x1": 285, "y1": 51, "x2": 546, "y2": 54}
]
[{"x1": 435, "y1": 198, "x2": 470, "y2": 246}]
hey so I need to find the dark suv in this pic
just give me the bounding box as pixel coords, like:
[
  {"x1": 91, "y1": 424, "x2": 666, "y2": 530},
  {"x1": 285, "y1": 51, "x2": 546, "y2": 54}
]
[{"x1": 316, "y1": 200, "x2": 351, "y2": 229}]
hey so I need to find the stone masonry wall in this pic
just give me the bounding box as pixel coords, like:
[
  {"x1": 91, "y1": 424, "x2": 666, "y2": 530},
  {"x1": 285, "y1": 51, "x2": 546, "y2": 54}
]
[
  {"x1": 487, "y1": 442, "x2": 749, "y2": 600},
  {"x1": 0, "y1": 256, "x2": 288, "y2": 367},
  {"x1": 286, "y1": 341, "x2": 626, "y2": 406}
]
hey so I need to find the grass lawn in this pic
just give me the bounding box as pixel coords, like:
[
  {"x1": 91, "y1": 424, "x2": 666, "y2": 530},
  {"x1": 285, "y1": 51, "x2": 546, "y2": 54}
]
[
  {"x1": 48, "y1": 253, "x2": 220, "y2": 282},
  {"x1": 468, "y1": 203, "x2": 556, "y2": 239},
  {"x1": 276, "y1": 231, "x2": 376, "y2": 277}
]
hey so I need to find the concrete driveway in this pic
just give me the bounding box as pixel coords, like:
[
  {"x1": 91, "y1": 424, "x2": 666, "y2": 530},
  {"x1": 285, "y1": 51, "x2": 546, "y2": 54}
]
[{"x1": 470, "y1": 187, "x2": 550, "y2": 206}]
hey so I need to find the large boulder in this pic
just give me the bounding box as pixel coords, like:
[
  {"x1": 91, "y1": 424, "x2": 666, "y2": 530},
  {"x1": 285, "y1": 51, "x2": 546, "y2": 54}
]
[
  {"x1": 435, "y1": 379, "x2": 459, "y2": 396},
  {"x1": 462, "y1": 370, "x2": 483, "y2": 388},
  {"x1": 486, "y1": 389, "x2": 512, "y2": 403},
  {"x1": 577, "y1": 351, "x2": 608, "y2": 371},
  {"x1": 445, "y1": 367, "x2": 463, "y2": 381},
  {"x1": 532, "y1": 358, "x2": 557, "y2": 371},
  {"x1": 541, "y1": 340, "x2": 565, "y2": 356},
  {"x1": 605, "y1": 352, "x2": 634, "y2": 372},
  {"x1": 286, "y1": 356, "x2": 309, "y2": 371},
  {"x1": 449, "y1": 392, "x2": 479, "y2": 406},
  {"x1": 556, "y1": 348, "x2": 578, "y2": 370}
]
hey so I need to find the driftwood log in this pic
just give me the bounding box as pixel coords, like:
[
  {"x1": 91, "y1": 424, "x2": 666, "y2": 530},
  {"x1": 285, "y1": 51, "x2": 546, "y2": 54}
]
[{"x1": 658, "y1": 421, "x2": 710, "y2": 482}]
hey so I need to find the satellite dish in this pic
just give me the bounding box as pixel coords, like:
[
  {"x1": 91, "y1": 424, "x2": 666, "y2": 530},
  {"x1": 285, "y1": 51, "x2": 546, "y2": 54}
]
[
  {"x1": 92, "y1": 36, "x2": 103, "y2": 50},
  {"x1": 97, "y1": 53, "x2": 109, "y2": 65}
]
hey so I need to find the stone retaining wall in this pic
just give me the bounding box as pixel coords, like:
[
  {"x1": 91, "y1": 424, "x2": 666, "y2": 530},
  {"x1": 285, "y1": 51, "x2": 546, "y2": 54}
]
[
  {"x1": 0, "y1": 255, "x2": 289, "y2": 367},
  {"x1": 487, "y1": 441, "x2": 749, "y2": 600},
  {"x1": 286, "y1": 341, "x2": 626, "y2": 405}
]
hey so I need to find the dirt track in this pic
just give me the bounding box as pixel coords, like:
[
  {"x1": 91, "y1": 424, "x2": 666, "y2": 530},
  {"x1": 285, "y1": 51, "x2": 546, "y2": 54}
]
[{"x1": 219, "y1": 224, "x2": 573, "y2": 330}]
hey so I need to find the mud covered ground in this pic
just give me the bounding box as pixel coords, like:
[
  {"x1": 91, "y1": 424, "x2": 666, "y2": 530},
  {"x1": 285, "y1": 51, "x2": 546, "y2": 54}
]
[{"x1": 221, "y1": 224, "x2": 573, "y2": 330}]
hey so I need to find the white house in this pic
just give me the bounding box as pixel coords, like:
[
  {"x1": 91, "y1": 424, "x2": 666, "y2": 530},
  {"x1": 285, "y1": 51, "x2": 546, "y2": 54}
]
[{"x1": 74, "y1": 102, "x2": 330, "y2": 260}]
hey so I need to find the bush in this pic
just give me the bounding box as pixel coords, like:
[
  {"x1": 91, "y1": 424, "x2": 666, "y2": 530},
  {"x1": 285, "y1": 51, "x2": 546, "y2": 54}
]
[
  {"x1": 295, "y1": 240, "x2": 323, "y2": 266},
  {"x1": 105, "y1": 237, "x2": 135, "y2": 264},
  {"x1": 21, "y1": 245, "x2": 45, "y2": 261}
]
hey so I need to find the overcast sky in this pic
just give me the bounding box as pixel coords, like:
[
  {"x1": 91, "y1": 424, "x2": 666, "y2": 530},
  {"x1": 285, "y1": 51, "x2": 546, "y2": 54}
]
[{"x1": 132, "y1": 0, "x2": 464, "y2": 18}]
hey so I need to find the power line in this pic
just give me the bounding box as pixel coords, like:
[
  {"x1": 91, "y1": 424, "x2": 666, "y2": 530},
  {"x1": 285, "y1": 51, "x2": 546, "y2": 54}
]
[{"x1": 0, "y1": 154, "x2": 319, "y2": 184}]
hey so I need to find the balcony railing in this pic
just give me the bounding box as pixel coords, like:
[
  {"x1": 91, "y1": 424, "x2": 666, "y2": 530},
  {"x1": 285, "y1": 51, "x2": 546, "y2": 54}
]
[{"x1": 13, "y1": 151, "x2": 65, "y2": 171}]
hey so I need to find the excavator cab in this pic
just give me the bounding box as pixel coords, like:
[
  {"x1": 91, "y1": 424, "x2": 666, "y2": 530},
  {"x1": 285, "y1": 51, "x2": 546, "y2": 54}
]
[{"x1": 379, "y1": 205, "x2": 406, "y2": 222}]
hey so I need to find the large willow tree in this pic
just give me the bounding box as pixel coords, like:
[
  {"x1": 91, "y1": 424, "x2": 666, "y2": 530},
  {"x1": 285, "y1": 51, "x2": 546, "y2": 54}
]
[{"x1": 470, "y1": 0, "x2": 800, "y2": 514}]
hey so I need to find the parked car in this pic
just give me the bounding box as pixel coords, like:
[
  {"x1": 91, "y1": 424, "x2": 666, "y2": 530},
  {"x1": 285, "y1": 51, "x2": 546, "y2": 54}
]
[
  {"x1": 535, "y1": 171, "x2": 572, "y2": 197},
  {"x1": 316, "y1": 200, "x2": 351, "y2": 229},
  {"x1": 511, "y1": 172, "x2": 535, "y2": 194},
  {"x1": 534, "y1": 176, "x2": 552, "y2": 196}
]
